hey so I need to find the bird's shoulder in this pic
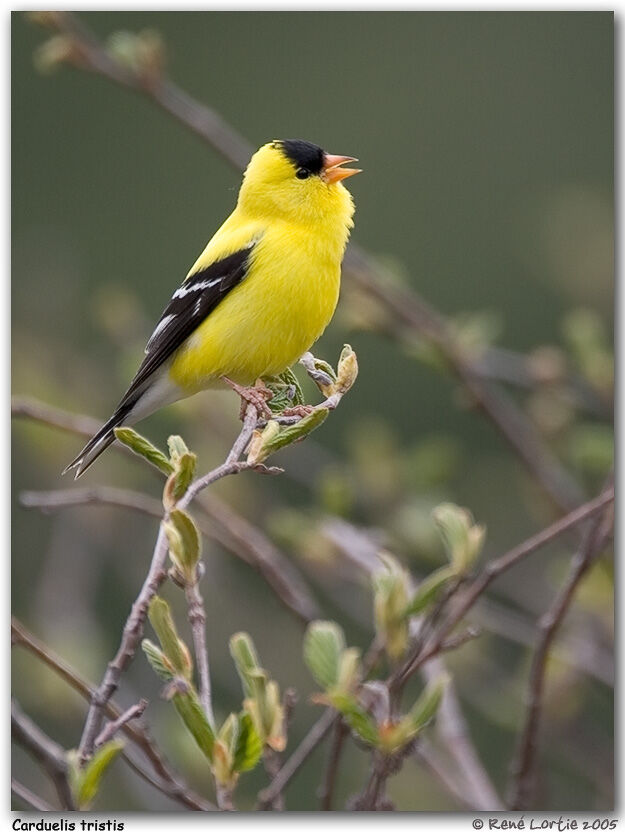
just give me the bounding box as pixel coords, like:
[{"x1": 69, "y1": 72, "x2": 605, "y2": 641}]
[{"x1": 186, "y1": 211, "x2": 266, "y2": 279}]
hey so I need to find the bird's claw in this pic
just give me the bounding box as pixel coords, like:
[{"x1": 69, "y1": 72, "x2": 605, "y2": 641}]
[
  {"x1": 222, "y1": 376, "x2": 273, "y2": 420},
  {"x1": 281, "y1": 404, "x2": 315, "y2": 418}
]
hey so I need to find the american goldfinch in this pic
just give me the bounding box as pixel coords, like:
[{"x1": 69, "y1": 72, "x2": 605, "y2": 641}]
[{"x1": 64, "y1": 139, "x2": 360, "y2": 477}]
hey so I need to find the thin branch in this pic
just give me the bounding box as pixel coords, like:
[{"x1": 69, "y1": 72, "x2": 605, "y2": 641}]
[
  {"x1": 11, "y1": 778, "x2": 56, "y2": 813},
  {"x1": 318, "y1": 717, "x2": 348, "y2": 810},
  {"x1": 11, "y1": 700, "x2": 74, "y2": 811},
  {"x1": 94, "y1": 700, "x2": 148, "y2": 749},
  {"x1": 508, "y1": 493, "x2": 614, "y2": 810},
  {"x1": 12, "y1": 394, "x2": 103, "y2": 437},
  {"x1": 394, "y1": 486, "x2": 614, "y2": 688},
  {"x1": 118, "y1": 746, "x2": 216, "y2": 811},
  {"x1": 184, "y1": 578, "x2": 214, "y2": 728},
  {"x1": 12, "y1": 616, "x2": 216, "y2": 811},
  {"x1": 21, "y1": 485, "x2": 163, "y2": 516},
  {"x1": 354, "y1": 750, "x2": 392, "y2": 811},
  {"x1": 256, "y1": 708, "x2": 336, "y2": 810},
  {"x1": 262, "y1": 749, "x2": 285, "y2": 811},
  {"x1": 414, "y1": 627, "x2": 482, "y2": 670}
]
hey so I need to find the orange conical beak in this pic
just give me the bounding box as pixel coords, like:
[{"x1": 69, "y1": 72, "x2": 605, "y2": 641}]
[{"x1": 322, "y1": 153, "x2": 362, "y2": 184}]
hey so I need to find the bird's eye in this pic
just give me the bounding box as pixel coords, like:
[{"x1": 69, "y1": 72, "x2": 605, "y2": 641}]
[{"x1": 295, "y1": 168, "x2": 310, "y2": 180}]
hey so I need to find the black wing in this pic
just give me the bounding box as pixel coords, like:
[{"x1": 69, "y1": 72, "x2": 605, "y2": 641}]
[
  {"x1": 63, "y1": 244, "x2": 255, "y2": 478},
  {"x1": 118, "y1": 244, "x2": 255, "y2": 412}
]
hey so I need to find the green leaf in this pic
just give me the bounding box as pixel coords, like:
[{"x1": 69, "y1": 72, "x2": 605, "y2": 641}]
[
  {"x1": 266, "y1": 408, "x2": 329, "y2": 453},
  {"x1": 164, "y1": 509, "x2": 201, "y2": 580},
  {"x1": 232, "y1": 711, "x2": 263, "y2": 773},
  {"x1": 279, "y1": 367, "x2": 305, "y2": 405},
  {"x1": 167, "y1": 435, "x2": 189, "y2": 461},
  {"x1": 33, "y1": 34, "x2": 75, "y2": 75},
  {"x1": 408, "y1": 673, "x2": 449, "y2": 733},
  {"x1": 336, "y1": 646, "x2": 361, "y2": 694},
  {"x1": 106, "y1": 30, "x2": 142, "y2": 71},
  {"x1": 171, "y1": 452, "x2": 197, "y2": 500},
  {"x1": 335, "y1": 345, "x2": 358, "y2": 393},
  {"x1": 303, "y1": 621, "x2": 345, "y2": 690},
  {"x1": 313, "y1": 358, "x2": 337, "y2": 383},
  {"x1": 329, "y1": 693, "x2": 379, "y2": 746},
  {"x1": 403, "y1": 565, "x2": 457, "y2": 618},
  {"x1": 70, "y1": 740, "x2": 124, "y2": 810},
  {"x1": 171, "y1": 687, "x2": 215, "y2": 761},
  {"x1": 141, "y1": 639, "x2": 174, "y2": 681},
  {"x1": 372, "y1": 554, "x2": 411, "y2": 660},
  {"x1": 432, "y1": 503, "x2": 486, "y2": 573},
  {"x1": 114, "y1": 427, "x2": 174, "y2": 475},
  {"x1": 247, "y1": 409, "x2": 329, "y2": 464},
  {"x1": 162, "y1": 436, "x2": 197, "y2": 504},
  {"x1": 147, "y1": 597, "x2": 191, "y2": 677},
  {"x1": 218, "y1": 712, "x2": 239, "y2": 759},
  {"x1": 229, "y1": 632, "x2": 261, "y2": 699},
  {"x1": 266, "y1": 387, "x2": 292, "y2": 413}
]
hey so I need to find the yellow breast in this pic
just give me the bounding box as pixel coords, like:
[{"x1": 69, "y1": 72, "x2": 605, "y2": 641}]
[{"x1": 168, "y1": 220, "x2": 343, "y2": 390}]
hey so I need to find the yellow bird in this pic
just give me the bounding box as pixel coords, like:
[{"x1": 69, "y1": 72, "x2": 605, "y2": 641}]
[{"x1": 64, "y1": 139, "x2": 360, "y2": 477}]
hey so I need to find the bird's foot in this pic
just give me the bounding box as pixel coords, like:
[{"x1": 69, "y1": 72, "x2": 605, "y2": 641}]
[
  {"x1": 221, "y1": 376, "x2": 273, "y2": 420},
  {"x1": 281, "y1": 404, "x2": 315, "y2": 418}
]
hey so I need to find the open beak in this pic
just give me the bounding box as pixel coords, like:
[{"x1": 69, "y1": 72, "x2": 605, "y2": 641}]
[{"x1": 322, "y1": 153, "x2": 362, "y2": 184}]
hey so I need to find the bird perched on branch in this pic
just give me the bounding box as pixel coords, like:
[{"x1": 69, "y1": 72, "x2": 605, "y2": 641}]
[{"x1": 64, "y1": 138, "x2": 360, "y2": 477}]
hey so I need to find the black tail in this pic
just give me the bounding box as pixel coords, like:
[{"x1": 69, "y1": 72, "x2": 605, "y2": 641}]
[{"x1": 63, "y1": 404, "x2": 134, "y2": 479}]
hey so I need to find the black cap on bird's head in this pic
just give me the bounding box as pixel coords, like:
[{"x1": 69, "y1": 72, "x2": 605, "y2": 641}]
[
  {"x1": 273, "y1": 138, "x2": 361, "y2": 183},
  {"x1": 275, "y1": 139, "x2": 325, "y2": 175}
]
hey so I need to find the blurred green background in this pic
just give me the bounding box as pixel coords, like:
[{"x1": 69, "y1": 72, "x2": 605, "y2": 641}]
[{"x1": 12, "y1": 12, "x2": 613, "y2": 812}]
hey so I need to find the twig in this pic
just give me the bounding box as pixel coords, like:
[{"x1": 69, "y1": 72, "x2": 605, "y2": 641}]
[
  {"x1": 11, "y1": 778, "x2": 56, "y2": 813},
  {"x1": 12, "y1": 616, "x2": 216, "y2": 811},
  {"x1": 394, "y1": 486, "x2": 614, "y2": 688},
  {"x1": 415, "y1": 627, "x2": 482, "y2": 669},
  {"x1": 256, "y1": 708, "x2": 336, "y2": 810},
  {"x1": 215, "y1": 785, "x2": 234, "y2": 811},
  {"x1": 12, "y1": 394, "x2": 103, "y2": 437},
  {"x1": 262, "y1": 748, "x2": 285, "y2": 811},
  {"x1": 508, "y1": 493, "x2": 614, "y2": 810},
  {"x1": 112, "y1": 742, "x2": 211, "y2": 810},
  {"x1": 318, "y1": 717, "x2": 348, "y2": 810},
  {"x1": 184, "y1": 578, "x2": 215, "y2": 728},
  {"x1": 11, "y1": 700, "x2": 74, "y2": 810},
  {"x1": 94, "y1": 700, "x2": 148, "y2": 749},
  {"x1": 354, "y1": 750, "x2": 392, "y2": 810}
]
